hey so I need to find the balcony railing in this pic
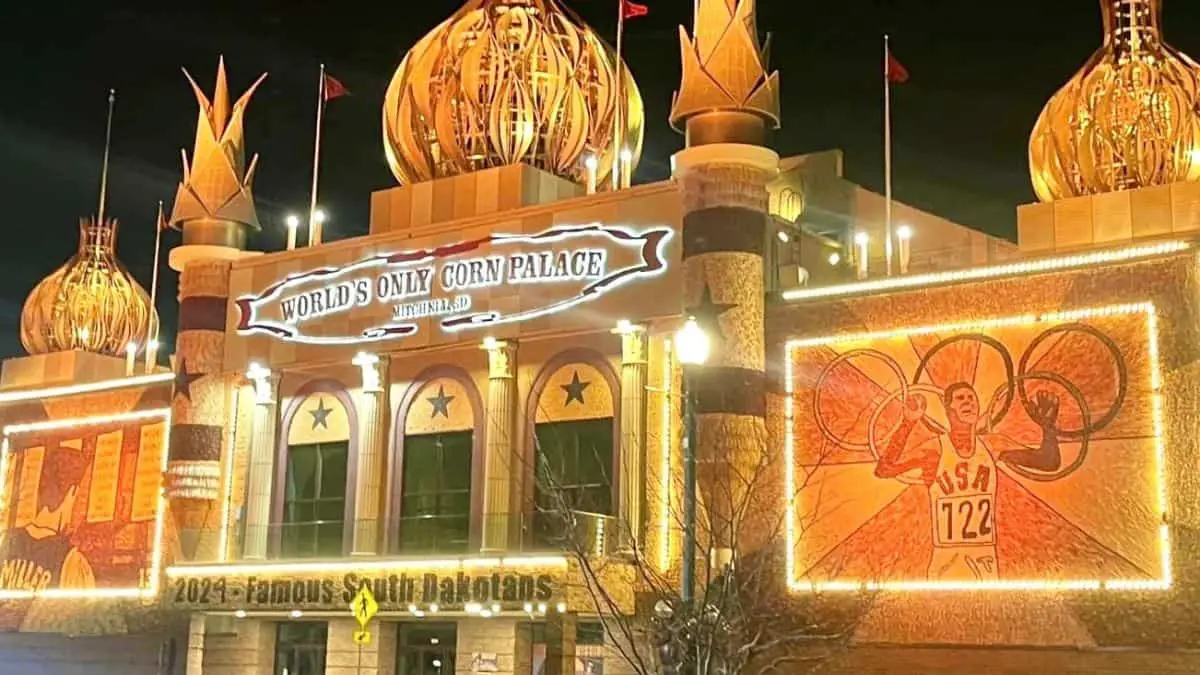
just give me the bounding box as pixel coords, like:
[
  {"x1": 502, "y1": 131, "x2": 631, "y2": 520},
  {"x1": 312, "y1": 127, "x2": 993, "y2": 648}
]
[{"x1": 229, "y1": 511, "x2": 619, "y2": 562}]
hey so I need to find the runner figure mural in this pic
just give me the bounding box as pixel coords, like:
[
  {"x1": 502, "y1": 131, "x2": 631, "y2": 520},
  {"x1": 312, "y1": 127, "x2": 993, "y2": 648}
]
[{"x1": 789, "y1": 310, "x2": 1164, "y2": 585}]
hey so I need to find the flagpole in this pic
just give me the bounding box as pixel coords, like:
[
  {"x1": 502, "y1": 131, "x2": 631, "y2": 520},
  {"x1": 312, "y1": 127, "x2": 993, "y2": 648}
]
[
  {"x1": 613, "y1": 1, "x2": 626, "y2": 191},
  {"x1": 97, "y1": 89, "x2": 116, "y2": 230},
  {"x1": 146, "y1": 200, "x2": 164, "y2": 373},
  {"x1": 883, "y1": 35, "x2": 894, "y2": 277},
  {"x1": 307, "y1": 64, "x2": 326, "y2": 247}
]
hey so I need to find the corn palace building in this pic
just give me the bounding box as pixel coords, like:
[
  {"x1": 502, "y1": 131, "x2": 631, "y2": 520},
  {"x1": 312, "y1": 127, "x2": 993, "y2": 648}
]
[{"x1": 3, "y1": 0, "x2": 1200, "y2": 673}]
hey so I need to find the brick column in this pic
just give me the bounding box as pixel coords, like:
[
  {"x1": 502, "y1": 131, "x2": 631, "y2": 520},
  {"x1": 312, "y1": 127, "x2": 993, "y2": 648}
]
[
  {"x1": 327, "y1": 618, "x2": 396, "y2": 675},
  {"x1": 202, "y1": 616, "x2": 276, "y2": 675},
  {"x1": 185, "y1": 613, "x2": 205, "y2": 675},
  {"x1": 242, "y1": 366, "x2": 280, "y2": 561},
  {"x1": 616, "y1": 324, "x2": 649, "y2": 550},
  {"x1": 457, "y1": 618, "x2": 522, "y2": 675},
  {"x1": 167, "y1": 258, "x2": 235, "y2": 562},
  {"x1": 542, "y1": 612, "x2": 577, "y2": 675},
  {"x1": 674, "y1": 144, "x2": 778, "y2": 568},
  {"x1": 481, "y1": 339, "x2": 517, "y2": 553},
  {"x1": 352, "y1": 353, "x2": 390, "y2": 555}
]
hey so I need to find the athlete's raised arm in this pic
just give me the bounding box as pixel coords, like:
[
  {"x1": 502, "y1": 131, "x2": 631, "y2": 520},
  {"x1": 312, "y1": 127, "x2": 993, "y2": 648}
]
[
  {"x1": 876, "y1": 394, "x2": 939, "y2": 485},
  {"x1": 1000, "y1": 391, "x2": 1061, "y2": 472}
]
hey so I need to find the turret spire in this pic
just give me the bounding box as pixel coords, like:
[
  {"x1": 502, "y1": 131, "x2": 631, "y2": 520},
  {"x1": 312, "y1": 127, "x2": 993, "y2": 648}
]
[
  {"x1": 169, "y1": 58, "x2": 266, "y2": 258},
  {"x1": 671, "y1": 0, "x2": 780, "y2": 146}
]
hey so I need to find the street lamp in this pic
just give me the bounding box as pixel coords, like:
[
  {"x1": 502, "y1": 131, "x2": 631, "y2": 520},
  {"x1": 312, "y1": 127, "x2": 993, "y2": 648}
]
[
  {"x1": 676, "y1": 317, "x2": 710, "y2": 366},
  {"x1": 675, "y1": 316, "x2": 709, "y2": 609}
]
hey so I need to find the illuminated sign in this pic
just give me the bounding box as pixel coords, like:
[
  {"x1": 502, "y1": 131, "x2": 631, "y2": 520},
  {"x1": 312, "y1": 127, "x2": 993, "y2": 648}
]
[
  {"x1": 236, "y1": 224, "x2": 673, "y2": 345},
  {"x1": 166, "y1": 570, "x2": 558, "y2": 612}
]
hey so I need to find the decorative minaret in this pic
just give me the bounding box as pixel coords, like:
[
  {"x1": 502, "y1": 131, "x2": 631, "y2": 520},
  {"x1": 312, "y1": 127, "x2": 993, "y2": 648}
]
[
  {"x1": 672, "y1": 0, "x2": 780, "y2": 569},
  {"x1": 169, "y1": 56, "x2": 265, "y2": 253},
  {"x1": 165, "y1": 59, "x2": 266, "y2": 561}
]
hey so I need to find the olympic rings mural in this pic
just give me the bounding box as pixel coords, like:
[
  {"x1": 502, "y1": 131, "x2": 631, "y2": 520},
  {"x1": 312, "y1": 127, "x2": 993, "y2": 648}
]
[{"x1": 789, "y1": 307, "x2": 1165, "y2": 587}]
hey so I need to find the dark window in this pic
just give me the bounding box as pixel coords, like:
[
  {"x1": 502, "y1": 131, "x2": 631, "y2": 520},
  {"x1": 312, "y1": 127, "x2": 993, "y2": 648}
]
[
  {"x1": 274, "y1": 621, "x2": 327, "y2": 675},
  {"x1": 397, "y1": 622, "x2": 457, "y2": 675},
  {"x1": 281, "y1": 442, "x2": 348, "y2": 558},
  {"x1": 398, "y1": 431, "x2": 472, "y2": 553},
  {"x1": 533, "y1": 418, "x2": 614, "y2": 545}
]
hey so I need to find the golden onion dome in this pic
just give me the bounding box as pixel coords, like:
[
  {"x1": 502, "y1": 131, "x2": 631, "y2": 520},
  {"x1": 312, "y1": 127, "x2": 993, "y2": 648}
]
[
  {"x1": 1030, "y1": 0, "x2": 1200, "y2": 202},
  {"x1": 384, "y1": 0, "x2": 645, "y2": 188},
  {"x1": 21, "y1": 217, "x2": 156, "y2": 357}
]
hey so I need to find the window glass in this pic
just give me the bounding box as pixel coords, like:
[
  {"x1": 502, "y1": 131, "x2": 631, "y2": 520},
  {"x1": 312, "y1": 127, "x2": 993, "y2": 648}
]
[
  {"x1": 398, "y1": 431, "x2": 473, "y2": 554},
  {"x1": 280, "y1": 442, "x2": 348, "y2": 558},
  {"x1": 397, "y1": 622, "x2": 457, "y2": 675},
  {"x1": 534, "y1": 419, "x2": 614, "y2": 515},
  {"x1": 274, "y1": 621, "x2": 327, "y2": 675}
]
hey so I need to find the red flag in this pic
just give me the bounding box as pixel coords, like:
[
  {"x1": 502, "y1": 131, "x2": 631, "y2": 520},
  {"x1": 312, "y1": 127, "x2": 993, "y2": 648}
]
[
  {"x1": 323, "y1": 73, "x2": 350, "y2": 101},
  {"x1": 886, "y1": 49, "x2": 909, "y2": 84},
  {"x1": 622, "y1": 0, "x2": 649, "y2": 19}
]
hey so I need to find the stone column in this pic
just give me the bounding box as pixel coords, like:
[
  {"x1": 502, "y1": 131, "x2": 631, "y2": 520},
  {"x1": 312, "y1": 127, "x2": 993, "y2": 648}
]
[
  {"x1": 458, "y1": 618, "x2": 521, "y2": 674},
  {"x1": 352, "y1": 352, "x2": 390, "y2": 555},
  {"x1": 203, "y1": 617, "x2": 277, "y2": 675},
  {"x1": 326, "y1": 618, "x2": 396, "y2": 675},
  {"x1": 185, "y1": 613, "x2": 205, "y2": 675},
  {"x1": 242, "y1": 365, "x2": 280, "y2": 561},
  {"x1": 481, "y1": 339, "x2": 517, "y2": 553},
  {"x1": 616, "y1": 323, "x2": 649, "y2": 550},
  {"x1": 543, "y1": 612, "x2": 577, "y2": 675},
  {"x1": 675, "y1": 144, "x2": 778, "y2": 568},
  {"x1": 166, "y1": 257, "x2": 236, "y2": 562}
]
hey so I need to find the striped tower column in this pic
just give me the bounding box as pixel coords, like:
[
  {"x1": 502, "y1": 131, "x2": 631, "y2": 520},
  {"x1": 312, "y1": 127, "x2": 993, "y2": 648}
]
[
  {"x1": 675, "y1": 145, "x2": 778, "y2": 568},
  {"x1": 352, "y1": 353, "x2": 390, "y2": 555},
  {"x1": 671, "y1": 0, "x2": 781, "y2": 570},
  {"x1": 481, "y1": 339, "x2": 517, "y2": 553},
  {"x1": 167, "y1": 257, "x2": 236, "y2": 562}
]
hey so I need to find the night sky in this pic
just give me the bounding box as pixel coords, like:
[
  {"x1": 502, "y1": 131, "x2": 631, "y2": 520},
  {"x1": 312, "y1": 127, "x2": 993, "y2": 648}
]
[{"x1": 0, "y1": 1, "x2": 1196, "y2": 358}]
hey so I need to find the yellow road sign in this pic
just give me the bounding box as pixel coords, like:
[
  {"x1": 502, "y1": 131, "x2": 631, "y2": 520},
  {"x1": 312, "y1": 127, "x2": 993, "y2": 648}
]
[
  {"x1": 350, "y1": 586, "x2": 378, "y2": 626},
  {"x1": 353, "y1": 630, "x2": 371, "y2": 646}
]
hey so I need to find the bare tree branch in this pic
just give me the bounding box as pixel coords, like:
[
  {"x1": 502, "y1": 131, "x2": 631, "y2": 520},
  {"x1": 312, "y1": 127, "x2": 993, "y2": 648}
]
[{"x1": 526, "y1": 395, "x2": 872, "y2": 675}]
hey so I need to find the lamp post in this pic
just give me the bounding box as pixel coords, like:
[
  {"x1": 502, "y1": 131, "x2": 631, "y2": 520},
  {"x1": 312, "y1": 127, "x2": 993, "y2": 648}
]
[
  {"x1": 675, "y1": 316, "x2": 709, "y2": 609},
  {"x1": 854, "y1": 231, "x2": 869, "y2": 280},
  {"x1": 285, "y1": 214, "x2": 300, "y2": 250},
  {"x1": 896, "y1": 224, "x2": 913, "y2": 275}
]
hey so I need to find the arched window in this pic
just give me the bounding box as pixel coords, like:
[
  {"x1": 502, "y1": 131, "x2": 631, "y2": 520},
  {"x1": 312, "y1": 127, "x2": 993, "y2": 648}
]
[
  {"x1": 275, "y1": 382, "x2": 357, "y2": 558},
  {"x1": 393, "y1": 368, "x2": 483, "y2": 554},
  {"x1": 527, "y1": 350, "x2": 619, "y2": 547}
]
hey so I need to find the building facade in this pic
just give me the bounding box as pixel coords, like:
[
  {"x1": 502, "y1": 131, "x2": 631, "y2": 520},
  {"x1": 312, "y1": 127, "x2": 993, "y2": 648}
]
[{"x1": 3, "y1": 0, "x2": 1200, "y2": 674}]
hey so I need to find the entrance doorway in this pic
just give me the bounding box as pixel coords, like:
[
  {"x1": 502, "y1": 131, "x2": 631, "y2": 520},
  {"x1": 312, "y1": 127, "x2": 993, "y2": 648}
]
[{"x1": 397, "y1": 623, "x2": 456, "y2": 675}]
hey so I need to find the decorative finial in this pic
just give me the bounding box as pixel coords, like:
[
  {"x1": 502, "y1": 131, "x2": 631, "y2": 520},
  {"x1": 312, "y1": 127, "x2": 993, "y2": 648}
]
[
  {"x1": 170, "y1": 59, "x2": 266, "y2": 251},
  {"x1": 1029, "y1": 0, "x2": 1200, "y2": 201},
  {"x1": 671, "y1": 0, "x2": 780, "y2": 146}
]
